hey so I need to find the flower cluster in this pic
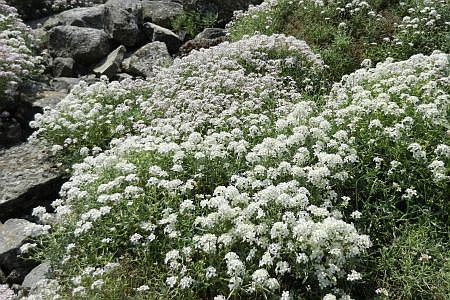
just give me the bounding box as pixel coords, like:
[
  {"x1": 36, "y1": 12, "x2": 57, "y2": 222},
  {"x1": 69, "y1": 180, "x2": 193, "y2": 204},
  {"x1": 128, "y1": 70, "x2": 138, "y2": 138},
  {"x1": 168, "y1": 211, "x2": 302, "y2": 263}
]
[
  {"x1": 0, "y1": 0, "x2": 42, "y2": 98},
  {"x1": 30, "y1": 34, "x2": 324, "y2": 167},
  {"x1": 28, "y1": 23, "x2": 448, "y2": 300},
  {"x1": 46, "y1": 0, "x2": 106, "y2": 11},
  {"x1": 228, "y1": 0, "x2": 449, "y2": 80},
  {"x1": 0, "y1": 284, "x2": 15, "y2": 300}
]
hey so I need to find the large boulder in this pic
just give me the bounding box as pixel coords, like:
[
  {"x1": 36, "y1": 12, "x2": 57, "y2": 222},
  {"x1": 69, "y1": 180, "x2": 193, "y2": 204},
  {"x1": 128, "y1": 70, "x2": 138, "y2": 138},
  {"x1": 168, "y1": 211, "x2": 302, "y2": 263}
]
[
  {"x1": 122, "y1": 41, "x2": 171, "y2": 77},
  {"x1": 104, "y1": 0, "x2": 143, "y2": 47},
  {"x1": 47, "y1": 26, "x2": 111, "y2": 66},
  {"x1": 143, "y1": 23, "x2": 183, "y2": 54},
  {"x1": 0, "y1": 143, "x2": 63, "y2": 222},
  {"x1": 93, "y1": 45, "x2": 126, "y2": 78},
  {"x1": 52, "y1": 57, "x2": 75, "y2": 77},
  {"x1": 0, "y1": 219, "x2": 42, "y2": 283},
  {"x1": 141, "y1": 0, "x2": 184, "y2": 28},
  {"x1": 43, "y1": 5, "x2": 106, "y2": 30},
  {"x1": 22, "y1": 262, "x2": 50, "y2": 290}
]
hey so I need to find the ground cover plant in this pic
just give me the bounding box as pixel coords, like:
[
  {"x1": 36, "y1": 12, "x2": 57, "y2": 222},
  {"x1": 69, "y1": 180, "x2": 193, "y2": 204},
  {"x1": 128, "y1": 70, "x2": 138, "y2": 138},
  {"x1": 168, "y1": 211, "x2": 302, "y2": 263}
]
[
  {"x1": 0, "y1": 0, "x2": 41, "y2": 101},
  {"x1": 27, "y1": 47, "x2": 450, "y2": 300},
  {"x1": 228, "y1": 0, "x2": 450, "y2": 81},
  {"x1": 16, "y1": 1, "x2": 450, "y2": 299},
  {"x1": 30, "y1": 34, "x2": 325, "y2": 168}
]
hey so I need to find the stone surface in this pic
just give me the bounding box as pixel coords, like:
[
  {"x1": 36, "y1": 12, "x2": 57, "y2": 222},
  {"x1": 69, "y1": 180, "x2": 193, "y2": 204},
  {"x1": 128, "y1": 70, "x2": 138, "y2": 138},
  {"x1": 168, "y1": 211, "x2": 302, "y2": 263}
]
[
  {"x1": 114, "y1": 73, "x2": 134, "y2": 81},
  {"x1": 48, "y1": 26, "x2": 111, "y2": 66},
  {"x1": 0, "y1": 113, "x2": 24, "y2": 147},
  {"x1": 0, "y1": 143, "x2": 63, "y2": 222},
  {"x1": 180, "y1": 36, "x2": 226, "y2": 55},
  {"x1": 22, "y1": 262, "x2": 50, "y2": 289},
  {"x1": 31, "y1": 91, "x2": 68, "y2": 111},
  {"x1": 50, "y1": 77, "x2": 100, "y2": 92},
  {"x1": 52, "y1": 57, "x2": 75, "y2": 77},
  {"x1": 143, "y1": 22, "x2": 182, "y2": 54},
  {"x1": 0, "y1": 219, "x2": 41, "y2": 283},
  {"x1": 122, "y1": 41, "x2": 171, "y2": 77},
  {"x1": 0, "y1": 267, "x2": 5, "y2": 282},
  {"x1": 0, "y1": 219, "x2": 35, "y2": 256},
  {"x1": 50, "y1": 77, "x2": 82, "y2": 92},
  {"x1": 141, "y1": 0, "x2": 184, "y2": 28},
  {"x1": 104, "y1": 0, "x2": 143, "y2": 47},
  {"x1": 195, "y1": 28, "x2": 226, "y2": 40},
  {"x1": 43, "y1": 5, "x2": 106, "y2": 30},
  {"x1": 93, "y1": 45, "x2": 126, "y2": 78}
]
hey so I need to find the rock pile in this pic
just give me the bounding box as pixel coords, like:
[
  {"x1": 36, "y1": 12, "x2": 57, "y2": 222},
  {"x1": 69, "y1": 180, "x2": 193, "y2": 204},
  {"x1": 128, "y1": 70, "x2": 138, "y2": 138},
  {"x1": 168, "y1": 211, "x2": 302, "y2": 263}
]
[{"x1": 37, "y1": 0, "x2": 235, "y2": 80}]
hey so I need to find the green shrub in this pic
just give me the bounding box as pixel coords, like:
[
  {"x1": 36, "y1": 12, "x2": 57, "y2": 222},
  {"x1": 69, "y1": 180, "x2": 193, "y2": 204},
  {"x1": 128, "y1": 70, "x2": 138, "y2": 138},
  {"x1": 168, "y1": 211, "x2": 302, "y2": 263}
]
[
  {"x1": 375, "y1": 223, "x2": 450, "y2": 299},
  {"x1": 27, "y1": 39, "x2": 449, "y2": 298},
  {"x1": 171, "y1": 10, "x2": 218, "y2": 38},
  {"x1": 228, "y1": 0, "x2": 449, "y2": 81}
]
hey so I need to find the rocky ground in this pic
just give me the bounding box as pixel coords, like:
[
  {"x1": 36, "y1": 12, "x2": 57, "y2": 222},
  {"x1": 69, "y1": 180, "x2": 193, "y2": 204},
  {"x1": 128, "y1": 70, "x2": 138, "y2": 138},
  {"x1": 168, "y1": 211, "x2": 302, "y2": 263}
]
[{"x1": 0, "y1": 0, "x2": 260, "y2": 296}]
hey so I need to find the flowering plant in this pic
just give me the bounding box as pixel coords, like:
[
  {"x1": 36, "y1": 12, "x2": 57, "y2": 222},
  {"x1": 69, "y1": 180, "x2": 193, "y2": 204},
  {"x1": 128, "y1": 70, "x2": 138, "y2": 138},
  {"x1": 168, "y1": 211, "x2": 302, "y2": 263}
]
[
  {"x1": 228, "y1": 0, "x2": 450, "y2": 81},
  {"x1": 0, "y1": 0, "x2": 42, "y2": 100},
  {"x1": 28, "y1": 20, "x2": 449, "y2": 297},
  {"x1": 30, "y1": 34, "x2": 325, "y2": 168}
]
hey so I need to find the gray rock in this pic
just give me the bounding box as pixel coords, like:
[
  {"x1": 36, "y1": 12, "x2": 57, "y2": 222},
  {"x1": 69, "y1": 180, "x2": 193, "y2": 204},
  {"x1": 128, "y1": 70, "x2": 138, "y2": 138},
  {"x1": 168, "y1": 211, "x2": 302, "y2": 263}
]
[
  {"x1": 104, "y1": 0, "x2": 142, "y2": 47},
  {"x1": 43, "y1": 5, "x2": 106, "y2": 30},
  {"x1": 0, "y1": 219, "x2": 41, "y2": 283},
  {"x1": 32, "y1": 91, "x2": 68, "y2": 111},
  {"x1": 93, "y1": 45, "x2": 126, "y2": 78},
  {"x1": 52, "y1": 57, "x2": 75, "y2": 77},
  {"x1": 180, "y1": 36, "x2": 226, "y2": 56},
  {"x1": 122, "y1": 41, "x2": 171, "y2": 77},
  {"x1": 0, "y1": 143, "x2": 63, "y2": 222},
  {"x1": 143, "y1": 23, "x2": 182, "y2": 54},
  {"x1": 0, "y1": 267, "x2": 5, "y2": 283},
  {"x1": 141, "y1": 0, "x2": 183, "y2": 28},
  {"x1": 50, "y1": 77, "x2": 82, "y2": 92},
  {"x1": 195, "y1": 28, "x2": 226, "y2": 40},
  {"x1": 0, "y1": 115, "x2": 23, "y2": 147},
  {"x1": 22, "y1": 262, "x2": 50, "y2": 289},
  {"x1": 48, "y1": 26, "x2": 111, "y2": 66},
  {"x1": 0, "y1": 219, "x2": 36, "y2": 256},
  {"x1": 114, "y1": 73, "x2": 134, "y2": 81},
  {"x1": 50, "y1": 77, "x2": 100, "y2": 92}
]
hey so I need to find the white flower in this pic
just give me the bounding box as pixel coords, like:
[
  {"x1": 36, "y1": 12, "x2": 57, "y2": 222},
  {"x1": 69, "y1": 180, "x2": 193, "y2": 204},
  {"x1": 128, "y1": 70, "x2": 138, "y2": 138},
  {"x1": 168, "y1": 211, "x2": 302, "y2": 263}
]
[
  {"x1": 205, "y1": 266, "x2": 217, "y2": 279},
  {"x1": 402, "y1": 188, "x2": 417, "y2": 200},
  {"x1": 90, "y1": 279, "x2": 104, "y2": 290},
  {"x1": 130, "y1": 233, "x2": 143, "y2": 244},
  {"x1": 280, "y1": 291, "x2": 291, "y2": 300},
  {"x1": 166, "y1": 276, "x2": 177, "y2": 288},
  {"x1": 323, "y1": 294, "x2": 337, "y2": 300},
  {"x1": 136, "y1": 285, "x2": 150, "y2": 292},
  {"x1": 375, "y1": 287, "x2": 389, "y2": 296},
  {"x1": 179, "y1": 276, "x2": 194, "y2": 289},
  {"x1": 20, "y1": 243, "x2": 37, "y2": 254},
  {"x1": 72, "y1": 286, "x2": 86, "y2": 296},
  {"x1": 252, "y1": 268, "x2": 269, "y2": 284},
  {"x1": 347, "y1": 270, "x2": 362, "y2": 281},
  {"x1": 350, "y1": 210, "x2": 362, "y2": 219}
]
